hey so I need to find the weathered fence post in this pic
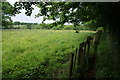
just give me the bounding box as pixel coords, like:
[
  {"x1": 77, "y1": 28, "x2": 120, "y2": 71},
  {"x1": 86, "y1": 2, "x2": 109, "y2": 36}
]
[
  {"x1": 68, "y1": 30, "x2": 103, "y2": 79},
  {"x1": 86, "y1": 36, "x2": 92, "y2": 54},
  {"x1": 69, "y1": 53, "x2": 74, "y2": 79},
  {"x1": 91, "y1": 34, "x2": 96, "y2": 45},
  {"x1": 77, "y1": 43, "x2": 84, "y2": 66},
  {"x1": 93, "y1": 30, "x2": 102, "y2": 53},
  {"x1": 76, "y1": 42, "x2": 85, "y2": 78},
  {"x1": 73, "y1": 48, "x2": 77, "y2": 70},
  {"x1": 83, "y1": 42, "x2": 87, "y2": 56}
]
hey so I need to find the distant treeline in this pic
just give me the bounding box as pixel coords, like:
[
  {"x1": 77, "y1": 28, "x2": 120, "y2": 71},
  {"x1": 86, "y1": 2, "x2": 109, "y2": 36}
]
[
  {"x1": 14, "y1": 21, "x2": 38, "y2": 25},
  {"x1": 2, "y1": 21, "x2": 38, "y2": 29},
  {"x1": 2, "y1": 21, "x2": 95, "y2": 30}
]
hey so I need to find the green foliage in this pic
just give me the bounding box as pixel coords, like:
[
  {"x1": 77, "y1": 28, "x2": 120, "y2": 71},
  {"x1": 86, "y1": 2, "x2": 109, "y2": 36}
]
[
  {"x1": 95, "y1": 32, "x2": 120, "y2": 79},
  {"x1": 2, "y1": 30, "x2": 94, "y2": 78},
  {"x1": 96, "y1": 27, "x2": 104, "y2": 31},
  {"x1": 63, "y1": 25, "x2": 91, "y2": 30},
  {"x1": 2, "y1": 2, "x2": 14, "y2": 28},
  {"x1": 2, "y1": 20, "x2": 13, "y2": 29},
  {"x1": 83, "y1": 20, "x2": 98, "y2": 30},
  {"x1": 13, "y1": 25, "x2": 27, "y2": 29},
  {"x1": 39, "y1": 23, "x2": 49, "y2": 29},
  {"x1": 52, "y1": 25, "x2": 63, "y2": 30},
  {"x1": 13, "y1": 2, "x2": 83, "y2": 26},
  {"x1": 14, "y1": 21, "x2": 21, "y2": 25},
  {"x1": 12, "y1": 23, "x2": 92, "y2": 30},
  {"x1": 63, "y1": 25, "x2": 74, "y2": 30},
  {"x1": 12, "y1": 22, "x2": 38, "y2": 29},
  {"x1": 13, "y1": 2, "x2": 120, "y2": 34},
  {"x1": 14, "y1": 21, "x2": 38, "y2": 29}
]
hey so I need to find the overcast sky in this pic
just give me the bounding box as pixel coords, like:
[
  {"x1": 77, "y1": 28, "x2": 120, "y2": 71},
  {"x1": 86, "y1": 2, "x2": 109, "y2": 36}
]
[{"x1": 7, "y1": 0, "x2": 54, "y2": 24}]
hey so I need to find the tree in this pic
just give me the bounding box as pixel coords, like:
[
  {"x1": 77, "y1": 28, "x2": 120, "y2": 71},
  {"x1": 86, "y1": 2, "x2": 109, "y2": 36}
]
[
  {"x1": 13, "y1": 21, "x2": 38, "y2": 29},
  {"x1": 13, "y1": 2, "x2": 120, "y2": 31},
  {"x1": 1, "y1": 2, "x2": 14, "y2": 29},
  {"x1": 14, "y1": 21, "x2": 21, "y2": 25}
]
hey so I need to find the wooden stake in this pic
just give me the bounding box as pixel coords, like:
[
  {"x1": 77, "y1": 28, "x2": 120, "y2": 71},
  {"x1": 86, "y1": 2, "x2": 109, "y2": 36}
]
[{"x1": 69, "y1": 53, "x2": 74, "y2": 79}]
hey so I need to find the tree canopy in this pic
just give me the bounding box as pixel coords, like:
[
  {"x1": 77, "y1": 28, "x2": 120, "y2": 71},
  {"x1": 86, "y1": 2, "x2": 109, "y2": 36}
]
[
  {"x1": 13, "y1": 2, "x2": 120, "y2": 32},
  {"x1": 1, "y1": 2, "x2": 14, "y2": 28}
]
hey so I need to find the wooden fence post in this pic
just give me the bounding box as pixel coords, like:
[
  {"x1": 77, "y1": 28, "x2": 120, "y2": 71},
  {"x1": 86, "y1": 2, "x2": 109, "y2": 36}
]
[
  {"x1": 68, "y1": 30, "x2": 103, "y2": 79},
  {"x1": 87, "y1": 37, "x2": 89, "y2": 54},
  {"x1": 76, "y1": 42, "x2": 84, "y2": 75},
  {"x1": 73, "y1": 48, "x2": 77, "y2": 70},
  {"x1": 69, "y1": 53, "x2": 74, "y2": 79},
  {"x1": 86, "y1": 36, "x2": 92, "y2": 54},
  {"x1": 93, "y1": 30, "x2": 102, "y2": 52},
  {"x1": 83, "y1": 42, "x2": 87, "y2": 56},
  {"x1": 80, "y1": 42, "x2": 86, "y2": 68},
  {"x1": 77, "y1": 43, "x2": 83, "y2": 65}
]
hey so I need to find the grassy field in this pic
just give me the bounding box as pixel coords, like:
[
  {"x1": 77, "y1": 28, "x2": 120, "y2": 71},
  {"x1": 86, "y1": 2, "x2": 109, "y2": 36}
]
[{"x1": 2, "y1": 29, "x2": 95, "y2": 78}]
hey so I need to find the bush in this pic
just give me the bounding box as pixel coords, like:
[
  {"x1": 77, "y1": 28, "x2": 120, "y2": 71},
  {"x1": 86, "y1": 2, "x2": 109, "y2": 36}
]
[
  {"x1": 63, "y1": 25, "x2": 74, "y2": 30},
  {"x1": 52, "y1": 25, "x2": 63, "y2": 30}
]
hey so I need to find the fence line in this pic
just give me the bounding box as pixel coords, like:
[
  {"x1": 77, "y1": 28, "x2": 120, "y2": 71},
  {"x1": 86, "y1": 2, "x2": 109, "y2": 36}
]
[{"x1": 69, "y1": 30, "x2": 103, "y2": 79}]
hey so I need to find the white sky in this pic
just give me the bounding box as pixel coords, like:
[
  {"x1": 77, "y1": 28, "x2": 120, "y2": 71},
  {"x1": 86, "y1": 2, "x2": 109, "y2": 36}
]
[{"x1": 7, "y1": 0, "x2": 54, "y2": 24}]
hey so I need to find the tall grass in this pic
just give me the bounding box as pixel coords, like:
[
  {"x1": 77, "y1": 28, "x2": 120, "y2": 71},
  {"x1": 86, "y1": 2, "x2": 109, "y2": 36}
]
[{"x1": 2, "y1": 29, "x2": 94, "y2": 78}]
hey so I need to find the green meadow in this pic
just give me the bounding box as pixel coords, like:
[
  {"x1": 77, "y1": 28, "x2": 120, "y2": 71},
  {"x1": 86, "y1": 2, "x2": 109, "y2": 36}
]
[{"x1": 2, "y1": 29, "x2": 94, "y2": 78}]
